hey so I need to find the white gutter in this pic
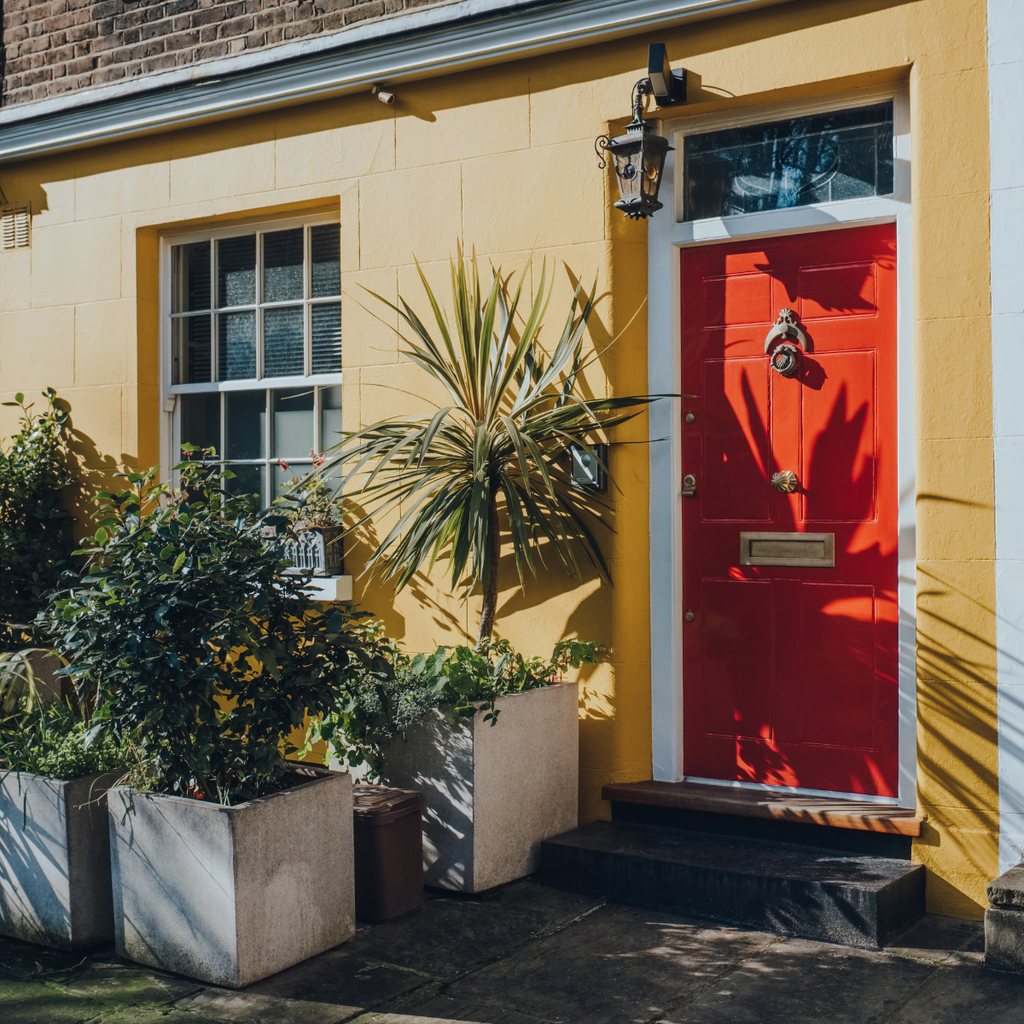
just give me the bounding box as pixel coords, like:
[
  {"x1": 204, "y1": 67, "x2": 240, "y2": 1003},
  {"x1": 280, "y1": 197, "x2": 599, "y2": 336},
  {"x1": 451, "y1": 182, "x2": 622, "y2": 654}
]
[{"x1": 0, "y1": 0, "x2": 795, "y2": 165}]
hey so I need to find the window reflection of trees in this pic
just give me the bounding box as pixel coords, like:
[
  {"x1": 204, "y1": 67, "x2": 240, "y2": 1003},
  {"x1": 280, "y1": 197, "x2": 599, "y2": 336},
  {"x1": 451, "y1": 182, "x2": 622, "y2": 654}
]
[{"x1": 685, "y1": 103, "x2": 894, "y2": 220}]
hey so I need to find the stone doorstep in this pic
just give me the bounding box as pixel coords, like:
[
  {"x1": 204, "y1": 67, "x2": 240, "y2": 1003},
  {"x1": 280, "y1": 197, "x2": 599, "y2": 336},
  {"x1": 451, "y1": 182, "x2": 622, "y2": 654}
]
[
  {"x1": 541, "y1": 820, "x2": 926, "y2": 949},
  {"x1": 603, "y1": 779, "x2": 924, "y2": 836}
]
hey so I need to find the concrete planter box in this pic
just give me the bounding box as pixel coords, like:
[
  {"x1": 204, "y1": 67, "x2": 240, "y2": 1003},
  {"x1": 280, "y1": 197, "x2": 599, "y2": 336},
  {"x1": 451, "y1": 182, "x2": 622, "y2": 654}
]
[
  {"x1": 379, "y1": 682, "x2": 579, "y2": 893},
  {"x1": 987, "y1": 861, "x2": 1024, "y2": 972},
  {"x1": 108, "y1": 767, "x2": 354, "y2": 988},
  {"x1": 0, "y1": 770, "x2": 120, "y2": 948}
]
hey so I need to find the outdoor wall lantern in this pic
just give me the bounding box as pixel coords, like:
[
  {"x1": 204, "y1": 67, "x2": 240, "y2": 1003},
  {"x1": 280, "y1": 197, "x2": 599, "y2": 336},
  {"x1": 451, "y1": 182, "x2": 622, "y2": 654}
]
[{"x1": 595, "y1": 45, "x2": 687, "y2": 221}]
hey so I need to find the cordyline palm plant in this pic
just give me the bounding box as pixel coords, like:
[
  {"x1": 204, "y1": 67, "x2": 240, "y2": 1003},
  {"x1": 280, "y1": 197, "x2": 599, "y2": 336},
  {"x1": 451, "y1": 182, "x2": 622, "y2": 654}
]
[{"x1": 325, "y1": 248, "x2": 655, "y2": 641}]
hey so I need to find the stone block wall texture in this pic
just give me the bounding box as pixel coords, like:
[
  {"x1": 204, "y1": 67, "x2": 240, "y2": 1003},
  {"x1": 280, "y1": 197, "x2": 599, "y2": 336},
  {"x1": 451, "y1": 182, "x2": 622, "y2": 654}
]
[{"x1": 0, "y1": 0, "x2": 454, "y2": 107}]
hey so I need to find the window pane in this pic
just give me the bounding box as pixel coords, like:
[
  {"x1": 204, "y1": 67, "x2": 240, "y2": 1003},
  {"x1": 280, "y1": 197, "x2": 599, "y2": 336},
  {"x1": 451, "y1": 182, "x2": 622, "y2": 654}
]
[
  {"x1": 684, "y1": 102, "x2": 894, "y2": 221},
  {"x1": 219, "y1": 310, "x2": 257, "y2": 380},
  {"x1": 320, "y1": 385, "x2": 343, "y2": 451},
  {"x1": 263, "y1": 228, "x2": 304, "y2": 303},
  {"x1": 172, "y1": 315, "x2": 212, "y2": 384},
  {"x1": 263, "y1": 306, "x2": 304, "y2": 377},
  {"x1": 180, "y1": 393, "x2": 221, "y2": 455},
  {"x1": 225, "y1": 390, "x2": 266, "y2": 460},
  {"x1": 310, "y1": 224, "x2": 340, "y2": 298},
  {"x1": 275, "y1": 460, "x2": 313, "y2": 500},
  {"x1": 216, "y1": 234, "x2": 256, "y2": 307},
  {"x1": 311, "y1": 302, "x2": 341, "y2": 374},
  {"x1": 225, "y1": 462, "x2": 265, "y2": 503},
  {"x1": 172, "y1": 241, "x2": 211, "y2": 312},
  {"x1": 273, "y1": 388, "x2": 314, "y2": 458}
]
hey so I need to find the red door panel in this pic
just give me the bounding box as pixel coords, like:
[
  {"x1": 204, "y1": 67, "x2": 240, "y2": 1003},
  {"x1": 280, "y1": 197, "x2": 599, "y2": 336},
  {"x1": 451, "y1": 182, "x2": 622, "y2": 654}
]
[{"x1": 681, "y1": 224, "x2": 899, "y2": 797}]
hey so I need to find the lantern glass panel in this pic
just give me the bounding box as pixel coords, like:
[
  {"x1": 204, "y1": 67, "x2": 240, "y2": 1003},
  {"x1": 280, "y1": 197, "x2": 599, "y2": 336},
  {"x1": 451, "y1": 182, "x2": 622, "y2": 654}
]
[
  {"x1": 641, "y1": 143, "x2": 667, "y2": 199},
  {"x1": 612, "y1": 146, "x2": 643, "y2": 202}
]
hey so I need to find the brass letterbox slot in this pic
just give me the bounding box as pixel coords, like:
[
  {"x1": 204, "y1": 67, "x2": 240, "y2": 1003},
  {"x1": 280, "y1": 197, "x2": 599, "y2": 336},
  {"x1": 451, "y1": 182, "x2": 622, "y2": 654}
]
[{"x1": 739, "y1": 531, "x2": 835, "y2": 568}]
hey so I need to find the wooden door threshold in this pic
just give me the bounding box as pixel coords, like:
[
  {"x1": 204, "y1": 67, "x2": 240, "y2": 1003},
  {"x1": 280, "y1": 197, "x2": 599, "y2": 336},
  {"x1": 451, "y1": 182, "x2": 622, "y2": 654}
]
[{"x1": 602, "y1": 780, "x2": 924, "y2": 837}]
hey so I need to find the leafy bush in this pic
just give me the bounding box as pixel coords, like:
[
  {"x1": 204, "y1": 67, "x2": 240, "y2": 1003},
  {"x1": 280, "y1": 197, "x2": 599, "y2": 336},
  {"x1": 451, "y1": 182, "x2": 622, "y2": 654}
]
[
  {"x1": 0, "y1": 701, "x2": 132, "y2": 782},
  {"x1": 42, "y1": 450, "x2": 392, "y2": 805},
  {"x1": 0, "y1": 389, "x2": 75, "y2": 650},
  {"x1": 307, "y1": 634, "x2": 602, "y2": 779}
]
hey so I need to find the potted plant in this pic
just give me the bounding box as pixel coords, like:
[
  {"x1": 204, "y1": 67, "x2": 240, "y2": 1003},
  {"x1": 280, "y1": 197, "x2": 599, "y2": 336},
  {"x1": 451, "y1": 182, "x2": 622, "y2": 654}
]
[
  {"x1": 312, "y1": 247, "x2": 654, "y2": 891},
  {"x1": 308, "y1": 633, "x2": 602, "y2": 891},
  {"x1": 0, "y1": 654, "x2": 130, "y2": 949},
  {"x1": 266, "y1": 457, "x2": 345, "y2": 577},
  {"x1": 42, "y1": 452, "x2": 392, "y2": 988}
]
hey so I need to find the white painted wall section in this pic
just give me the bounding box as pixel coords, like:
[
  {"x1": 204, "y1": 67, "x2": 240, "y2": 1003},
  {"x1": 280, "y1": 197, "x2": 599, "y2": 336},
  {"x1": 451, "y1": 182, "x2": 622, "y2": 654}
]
[{"x1": 989, "y1": 0, "x2": 1024, "y2": 873}]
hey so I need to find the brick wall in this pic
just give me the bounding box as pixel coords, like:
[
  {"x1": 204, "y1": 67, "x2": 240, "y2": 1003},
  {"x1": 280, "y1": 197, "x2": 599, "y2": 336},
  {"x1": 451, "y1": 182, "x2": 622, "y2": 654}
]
[{"x1": 1, "y1": 0, "x2": 455, "y2": 107}]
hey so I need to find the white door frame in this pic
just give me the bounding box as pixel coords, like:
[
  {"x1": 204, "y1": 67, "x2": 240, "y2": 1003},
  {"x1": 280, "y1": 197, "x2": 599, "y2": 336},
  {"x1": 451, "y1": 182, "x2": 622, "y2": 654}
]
[{"x1": 646, "y1": 85, "x2": 917, "y2": 808}]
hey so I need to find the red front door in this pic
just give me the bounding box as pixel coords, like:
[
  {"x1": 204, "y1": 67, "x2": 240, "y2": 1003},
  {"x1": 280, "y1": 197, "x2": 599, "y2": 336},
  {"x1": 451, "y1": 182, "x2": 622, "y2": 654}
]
[{"x1": 681, "y1": 224, "x2": 899, "y2": 797}]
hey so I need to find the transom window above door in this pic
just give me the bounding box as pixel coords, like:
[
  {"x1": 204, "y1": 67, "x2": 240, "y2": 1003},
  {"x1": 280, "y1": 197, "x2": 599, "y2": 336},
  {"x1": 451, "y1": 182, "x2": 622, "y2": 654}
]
[
  {"x1": 683, "y1": 102, "x2": 894, "y2": 221},
  {"x1": 163, "y1": 214, "x2": 343, "y2": 506}
]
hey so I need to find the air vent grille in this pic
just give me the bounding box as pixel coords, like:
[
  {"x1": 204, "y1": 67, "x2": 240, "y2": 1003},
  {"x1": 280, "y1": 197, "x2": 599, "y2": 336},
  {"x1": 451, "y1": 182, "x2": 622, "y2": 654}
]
[{"x1": 1, "y1": 206, "x2": 30, "y2": 250}]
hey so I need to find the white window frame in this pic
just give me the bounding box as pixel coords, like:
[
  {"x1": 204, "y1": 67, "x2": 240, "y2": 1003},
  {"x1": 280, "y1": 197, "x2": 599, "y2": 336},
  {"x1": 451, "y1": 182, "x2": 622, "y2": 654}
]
[
  {"x1": 647, "y1": 85, "x2": 917, "y2": 808},
  {"x1": 158, "y1": 211, "x2": 344, "y2": 496}
]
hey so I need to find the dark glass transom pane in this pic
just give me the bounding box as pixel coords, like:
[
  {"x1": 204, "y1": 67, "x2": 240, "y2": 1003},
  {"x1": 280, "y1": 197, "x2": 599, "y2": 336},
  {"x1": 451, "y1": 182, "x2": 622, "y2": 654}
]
[
  {"x1": 272, "y1": 388, "x2": 314, "y2": 458},
  {"x1": 219, "y1": 310, "x2": 257, "y2": 380},
  {"x1": 180, "y1": 392, "x2": 220, "y2": 454},
  {"x1": 264, "y1": 306, "x2": 305, "y2": 377},
  {"x1": 263, "y1": 228, "x2": 304, "y2": 303},
  {"x1": 217, "y1": 235, "x2": 257, "y2": 307},
  {"x1": 310, "y1": 224, "x2": 341, "y2": 298},
  {"x1": 225, "y1": 390, "x2": 266, "y2": 460},
  {"x1": 172, "y1": 242, "x2": 211, "y2": 313},
  {"x1": 684, "y1": 102, "x2": 894, "y2": 221},
  {"x1": 171, "y1": 315, "x2": 212, "y2": 384},
  {"x1": 311, "y1": 302, "x2": 342, "y2": 374}
]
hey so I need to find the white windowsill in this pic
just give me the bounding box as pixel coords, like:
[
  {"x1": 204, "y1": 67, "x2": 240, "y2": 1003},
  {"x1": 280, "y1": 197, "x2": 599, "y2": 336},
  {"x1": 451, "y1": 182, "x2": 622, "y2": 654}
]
[{"x1": 303, "y1": 576, "x2": 353, "y2": 602}]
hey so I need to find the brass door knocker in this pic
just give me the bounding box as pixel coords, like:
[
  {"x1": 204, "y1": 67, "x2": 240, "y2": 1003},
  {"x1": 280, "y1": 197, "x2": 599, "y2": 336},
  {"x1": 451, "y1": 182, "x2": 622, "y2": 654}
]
[{"x1": 764, "y1": 309, "x2": 810, "y2": 378}]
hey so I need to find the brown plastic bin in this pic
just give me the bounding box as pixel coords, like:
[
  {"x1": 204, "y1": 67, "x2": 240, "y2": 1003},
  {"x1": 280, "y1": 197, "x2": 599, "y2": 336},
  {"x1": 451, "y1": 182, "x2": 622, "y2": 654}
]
[{"x1": 352, "y1": 785, "x2": 425, "y2": 923}]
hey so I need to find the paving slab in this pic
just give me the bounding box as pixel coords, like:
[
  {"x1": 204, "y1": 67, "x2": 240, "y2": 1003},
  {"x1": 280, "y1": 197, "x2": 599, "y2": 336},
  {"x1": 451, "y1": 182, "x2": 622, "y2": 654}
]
[
  {"x1": 244, "y1": 945, "x2": 427, "y2": 1009},
  {"x1": 83, "y1": 1008, "x2": 224, "y2": 1024},
  {"x1": 346, "y1": 884, "x2": 604, "y2": 979},
  {"x1": 883, "y1": 914, "x2": 984, "y2": 963},
  {"x1": 450, "y1": 902, "x2": 777, "y2": 1024},
  {"x1": 886, "y1": 958, "x2": 1024, "y2": 1023},
  {"x1": 175, "y1": 987, "x2": 360, "y2": 1023},
  {"x1": 53, "y1": 957, "x2": 202, "y2": 1004},
  {"x1": 0, "y1": 881, "x2": 1018, "y2": 1024},
  {"x1": 659, "y1": 935, "x2": 939, "y2": 1023},
  {"x1": 375, "y1": 992, "x2": 552, "y2": 1023},
  {"x1": 0, "y1": 976, "x2": 114, "y2": 1024}
]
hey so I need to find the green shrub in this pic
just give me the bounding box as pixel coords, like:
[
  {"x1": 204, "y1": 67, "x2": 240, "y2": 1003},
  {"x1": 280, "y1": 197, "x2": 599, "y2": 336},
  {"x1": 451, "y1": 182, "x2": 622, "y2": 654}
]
[
  {"x1": 42, "y1": 450, "x2": 393, "y2": 805},
  {"x1": 0, "y1": 389, "x2": 75, "y2": 650},
  {"x1": 307, "y1": 634, "x2": 602, "y2": 779},
  {"x1": 0, "y1": 702, "x2": 132, "y2": 782}
]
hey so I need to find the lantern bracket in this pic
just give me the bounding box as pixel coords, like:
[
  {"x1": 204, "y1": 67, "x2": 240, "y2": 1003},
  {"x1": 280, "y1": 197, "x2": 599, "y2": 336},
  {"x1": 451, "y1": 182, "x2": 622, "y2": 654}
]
[{"x1": 647, "y1": 43, "x2": 687, "y2": 107}]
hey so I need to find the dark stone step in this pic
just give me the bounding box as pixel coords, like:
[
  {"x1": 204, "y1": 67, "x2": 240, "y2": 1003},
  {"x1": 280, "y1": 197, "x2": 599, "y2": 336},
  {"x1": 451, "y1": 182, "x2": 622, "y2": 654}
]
[{"x1": 541, "y1": 821, "x2": 925, "y2": 949}]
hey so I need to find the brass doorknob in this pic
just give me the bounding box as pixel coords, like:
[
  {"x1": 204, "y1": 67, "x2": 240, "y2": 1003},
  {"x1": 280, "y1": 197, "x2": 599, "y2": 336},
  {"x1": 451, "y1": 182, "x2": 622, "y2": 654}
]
[{"x1": 771, "y1": 470, "x2": 798, "y2": 493}]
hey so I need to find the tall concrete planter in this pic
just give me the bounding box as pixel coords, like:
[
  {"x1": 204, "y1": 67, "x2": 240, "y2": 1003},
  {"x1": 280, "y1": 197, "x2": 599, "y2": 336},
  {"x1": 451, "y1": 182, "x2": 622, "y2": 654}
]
[
  {"x1": 379, "y1": 682, "x2": 579, "y2": 893},
  {"x1": 0, "y1": 770, "x2": 120, "y2": 948},
  {"x1": 108, "y1": 767, "x2": 354, "y2": 988}
]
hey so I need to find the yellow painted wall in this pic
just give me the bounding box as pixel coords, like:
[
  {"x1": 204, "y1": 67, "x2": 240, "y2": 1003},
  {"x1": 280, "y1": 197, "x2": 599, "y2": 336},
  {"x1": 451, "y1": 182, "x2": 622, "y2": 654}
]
[{"x1": 0, "y1": 0, "x2": 995, "y2": 915}]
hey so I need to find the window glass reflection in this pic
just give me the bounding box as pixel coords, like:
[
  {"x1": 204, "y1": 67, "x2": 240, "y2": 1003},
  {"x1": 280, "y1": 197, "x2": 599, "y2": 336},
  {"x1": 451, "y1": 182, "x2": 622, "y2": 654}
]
[{"x1": 684, "y1": 103, "x2": 894, "y2": 221}]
